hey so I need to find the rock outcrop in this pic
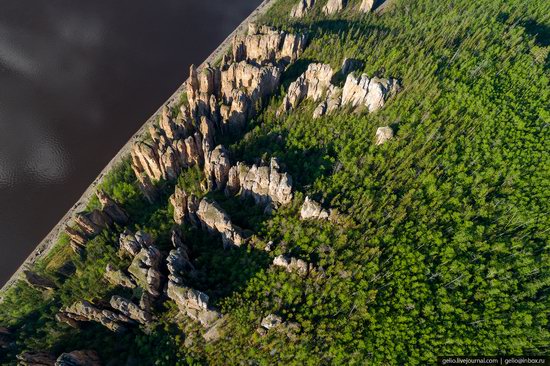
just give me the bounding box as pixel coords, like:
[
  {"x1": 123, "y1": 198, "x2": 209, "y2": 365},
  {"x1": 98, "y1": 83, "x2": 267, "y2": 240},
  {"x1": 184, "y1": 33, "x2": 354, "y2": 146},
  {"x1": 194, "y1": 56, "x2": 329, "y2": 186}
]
[
  {"x1": 279, "y1": 63, "x2": 334, "y2": 115},
  {"x1": 280, "y1": 61, "x2": 400, "y2": 118},
  {"x1": 65, "y1": 193, "x2": 127, "y2": 253},
  {"x1": 167, "y1": 231, "x2": 195, "y2": 285},
  {"x1": 131, "y1": 25, "x2": 306, "y2": 198},
  {"x1": 300, "y1": 197, "x2": 330, "y2": 220},
  {"x1": 260, "y1": 314, "x2": 283, "y2": 330},
  {"x1": 17, "y1": 351, "x2": 57, "y2": 366},
  {"x1": 197, "y1": 198, "x2": 245, "y2": 248},
  {"x1": 164, "y1": 231, "x2": 221, "y2": 328},
  {"x1": 167, "y1": 283, "x2": 221, "y2": 327},
  {"x1": 109, "y1": 296, "x2": 152, "y2": 325},
  {"x1": 58, "y1": 301, "x2": 133, "y2": 333},
  {"x1": 291, "y1": 0, "x2": 314, "y2": 18},
  {"x1": 104, "y1": 264, "x2": 136, "y2": 289},
  {"x1": 273, "y1": 255, "x2": 311, "y2": 276},
  {"x1": 96, "y1": 191, "x2": 128, "y2": 225},
  {"x1": 127, "y1": 245, "x2": 164, "y2": 297},
  {"x1": 55, "y1": 350, "x2": 102, "y2": 366},
  {"x1": 23, "y1": 270, "x2": 57, "y2": 291},
  {"x1": 341, "y1": 73, "x2": 400, "y2": 112},
  {"x1": 204, "y1": 145, "x2": 232, "y2": 191},
  {"x1": 225, "y1": 158, "x2": 293, "y2": 206},
  {"x1": 170, "y1": 186, "x2": 200, "y2": 226},
  {"x1": 360, "y1": 0, "x2": 375, "y2": 13},
  {"x1": 375, "y1": 126, "x2": 394, "y2": 145},
  {"x1": 119, "y1": 230, "x2": 153, "y2": 257},
  {"x1": 233, "y1": 23, "x2": 307, "y2": 65},
  {"x1": 323, "y1": 0, "x2": 346, "y2": 15}
]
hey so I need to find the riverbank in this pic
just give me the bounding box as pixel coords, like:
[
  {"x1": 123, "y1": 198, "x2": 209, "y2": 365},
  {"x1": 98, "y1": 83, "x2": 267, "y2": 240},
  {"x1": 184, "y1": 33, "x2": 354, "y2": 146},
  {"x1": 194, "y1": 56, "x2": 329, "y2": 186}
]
[{"x1": 0, "y1": 0, "x2": 278, "y2": 301}]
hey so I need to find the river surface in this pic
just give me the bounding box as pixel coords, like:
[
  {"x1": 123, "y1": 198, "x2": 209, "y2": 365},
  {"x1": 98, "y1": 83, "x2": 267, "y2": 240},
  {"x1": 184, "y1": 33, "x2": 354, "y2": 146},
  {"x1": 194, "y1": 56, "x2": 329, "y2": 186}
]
[{"x1": 0, "y1": 0, "x2": 261, "y2": 285}]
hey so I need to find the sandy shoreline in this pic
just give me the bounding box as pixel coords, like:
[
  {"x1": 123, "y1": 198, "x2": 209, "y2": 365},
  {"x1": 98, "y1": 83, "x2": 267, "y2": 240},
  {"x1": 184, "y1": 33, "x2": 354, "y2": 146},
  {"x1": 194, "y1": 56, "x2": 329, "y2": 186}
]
[{"x1": 0, "y1": 0, "x2": 277, "y2": 301}]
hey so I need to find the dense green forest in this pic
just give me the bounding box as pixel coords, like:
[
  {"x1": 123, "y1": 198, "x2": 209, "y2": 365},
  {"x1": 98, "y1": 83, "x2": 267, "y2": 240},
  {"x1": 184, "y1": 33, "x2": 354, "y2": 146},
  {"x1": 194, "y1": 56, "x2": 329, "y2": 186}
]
[{"x1": 1, "y1": 0, "x2": 549, "y2": 364}]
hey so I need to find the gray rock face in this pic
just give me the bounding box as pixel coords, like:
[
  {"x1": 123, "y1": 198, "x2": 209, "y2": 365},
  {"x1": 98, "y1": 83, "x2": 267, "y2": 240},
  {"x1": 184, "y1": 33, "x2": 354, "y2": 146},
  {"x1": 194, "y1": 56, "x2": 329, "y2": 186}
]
[
  {"x1": 225, "y1": 158, "x2": 293, "y2": 206},
  {"x1": 109, "y1": 295, "x2": 152, "y2": 325},
  {"x1": 300, "y1": 197, "x2": 330, "y2": 220},
  {"x1": 55, "y1": 350, "x2": 102, "y2": 366},
  {"x1": 58, "y1": 301, "x2": 133, "y2": 333},
  {"x1": 197, "y1": 198, "x2": 245, "y2": 248},
  {"x1": 260, "y1": 314, "x2": 283, "y2": 330},
  {"x1": 360, "y1": 0, "x2": 375, "y2": 12},
  {"x1": 66, "y1": 227, "x2": 87, "y2": 250},
  {"x1": 23, "y1": 270, "x2": 57, "y2": 291},
  {"x1": 273, "y1": 255, "x2": 310, "y2": 276},
  {"x1": 96, "y1": 191, "x2": 128, "y2": 225},
  {"x1": 233, "y1": 23, "x2": 307, "y2": 65},
  {"x1": 104, "y1": 264, "x2": 136, "y2": 289},
  {"x1": 280, "y1": 61, "x2": 400, "y2": 118},
  {"x1": 279, "y1": 63, "x2": 334, "y2": 115},
  {"x1": 119, "y1": 230, "x2": 153, "y2": 257},
  {"x1": 170, "y1": 186, "x2": 193, "y2": 225},
  {"x1": 131, "y1": 25, "x2": 307, "y2": 199},
  {"x1": 74, "y1": 210, "x2": 112, "y2": 237},
  {"x1": 167, "y1": 247, "x2": 194, "y2": 285},
  {"x1": 128, "y1": 245, "x2": 164, "y2": 297},
  {"x1": 291, "y1": 0, "x2": 315, "y2": 18},
  {"x1": 341, "y1": 73, "x2": 400, "y2": 112},
  {"x1": 17, "y1": 351, "x2": 57, "y2": 366},
  {"x1": 166, "y1": 282, "x2": 221, "y2": 327},
  {"x1": 375, "y1": 126, "x2": 394, "y2": 145},
  {"x1": 65, "y1": 208, "x2": 115, "y2": 253},
  {"x1": 204, "y1": 145, "x2": 232, "y2": 191},
  {"x1": 323, "y1": 0, "x2": 346, "y2": 14}
]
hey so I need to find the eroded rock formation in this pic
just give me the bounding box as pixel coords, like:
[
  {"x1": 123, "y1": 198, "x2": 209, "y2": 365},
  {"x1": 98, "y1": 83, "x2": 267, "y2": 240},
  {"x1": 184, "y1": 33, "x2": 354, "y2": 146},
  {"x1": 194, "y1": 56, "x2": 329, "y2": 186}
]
[
  {"x1": 300, "y1": 197, "x2": 330, "y2": 220},
  {"x1": 225, "y1": 158, "x2": 293, "y2": 206},
  {"x1": 131, "y1": 25, "x2": 306, "y2": 198},
  {"x1": 291, "y1": 0, "x2": 315, "y2": 18},
  {"x1": 341, "y1": 73, "x2": 400, "y2": 112},
  {"x1": 279, "y1": 63, "x2": 334, "y2": 115},
  {"x1": 167, "y1": 231, "x2": 195, "y2": 284},
  {"x1": 55, "y1": 350, "x2": 102, "y2": 366},
  {"x1": 197, "y1": 198, "x2": 245, "y2": 248},
  {"x1": 260, "y1": 314, "x2": 283, "y2": 330},
  {"x1": 233, "y1": 23, "x2": 307, "y2": 65},
  {"x1": 204, "y1": 145, "x2": 232, "y2": 191},
  {"x1": 167, "y1": 283, "x2": 221, "y2": 327},
  {"x1": 66, "y1": 193, "x2": 127, "y2": 253},
  {"x1": 273, "y1": 255, "x2": 311, "y2": 276},
  {"x1": 96, "y1": 191, "x2": 128, "y2": 225},
  {"x1": 360, "y1": 0, "x2": 375, "y2": 13},
  {"x1": 170, "y1": 186, "x2": 200, "y2": 226},
  {"x1": 127, "y1": 245, "x2": 164, "y2": 297},
  {"x1": 17, "y1": 351, "x2": 57, "y2": 366},
  {"x1": 109, "y1": 295, "x2": 152, "y2": 325},
  {"x1": 323, "y1": 0, "x2": 346, "y2": 15},
  {"x1": 119, "y1": 230, "x2": 153, "y2": 257},
  {"x1": 165, "y1": 238, "x2": 221, "y2": 328},
  {"x1": 375, "y1": 126, "x2": 394, "y2": 145},
  {"x1": 104, "y1": 264, "x2": 136, "y2": 289},
  {"x1": 280, "y1": 62, "x2": 400, "y2": 119},
  {"x1": 58, "y1": 301, "x2": 133, "y2": 333}
]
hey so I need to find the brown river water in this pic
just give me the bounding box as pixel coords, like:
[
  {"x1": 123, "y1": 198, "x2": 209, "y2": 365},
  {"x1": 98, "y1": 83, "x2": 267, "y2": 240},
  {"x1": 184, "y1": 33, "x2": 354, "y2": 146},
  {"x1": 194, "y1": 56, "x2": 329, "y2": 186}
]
[{"x1": 0, "y1": 0, "x2": 261, "y2": 285}]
